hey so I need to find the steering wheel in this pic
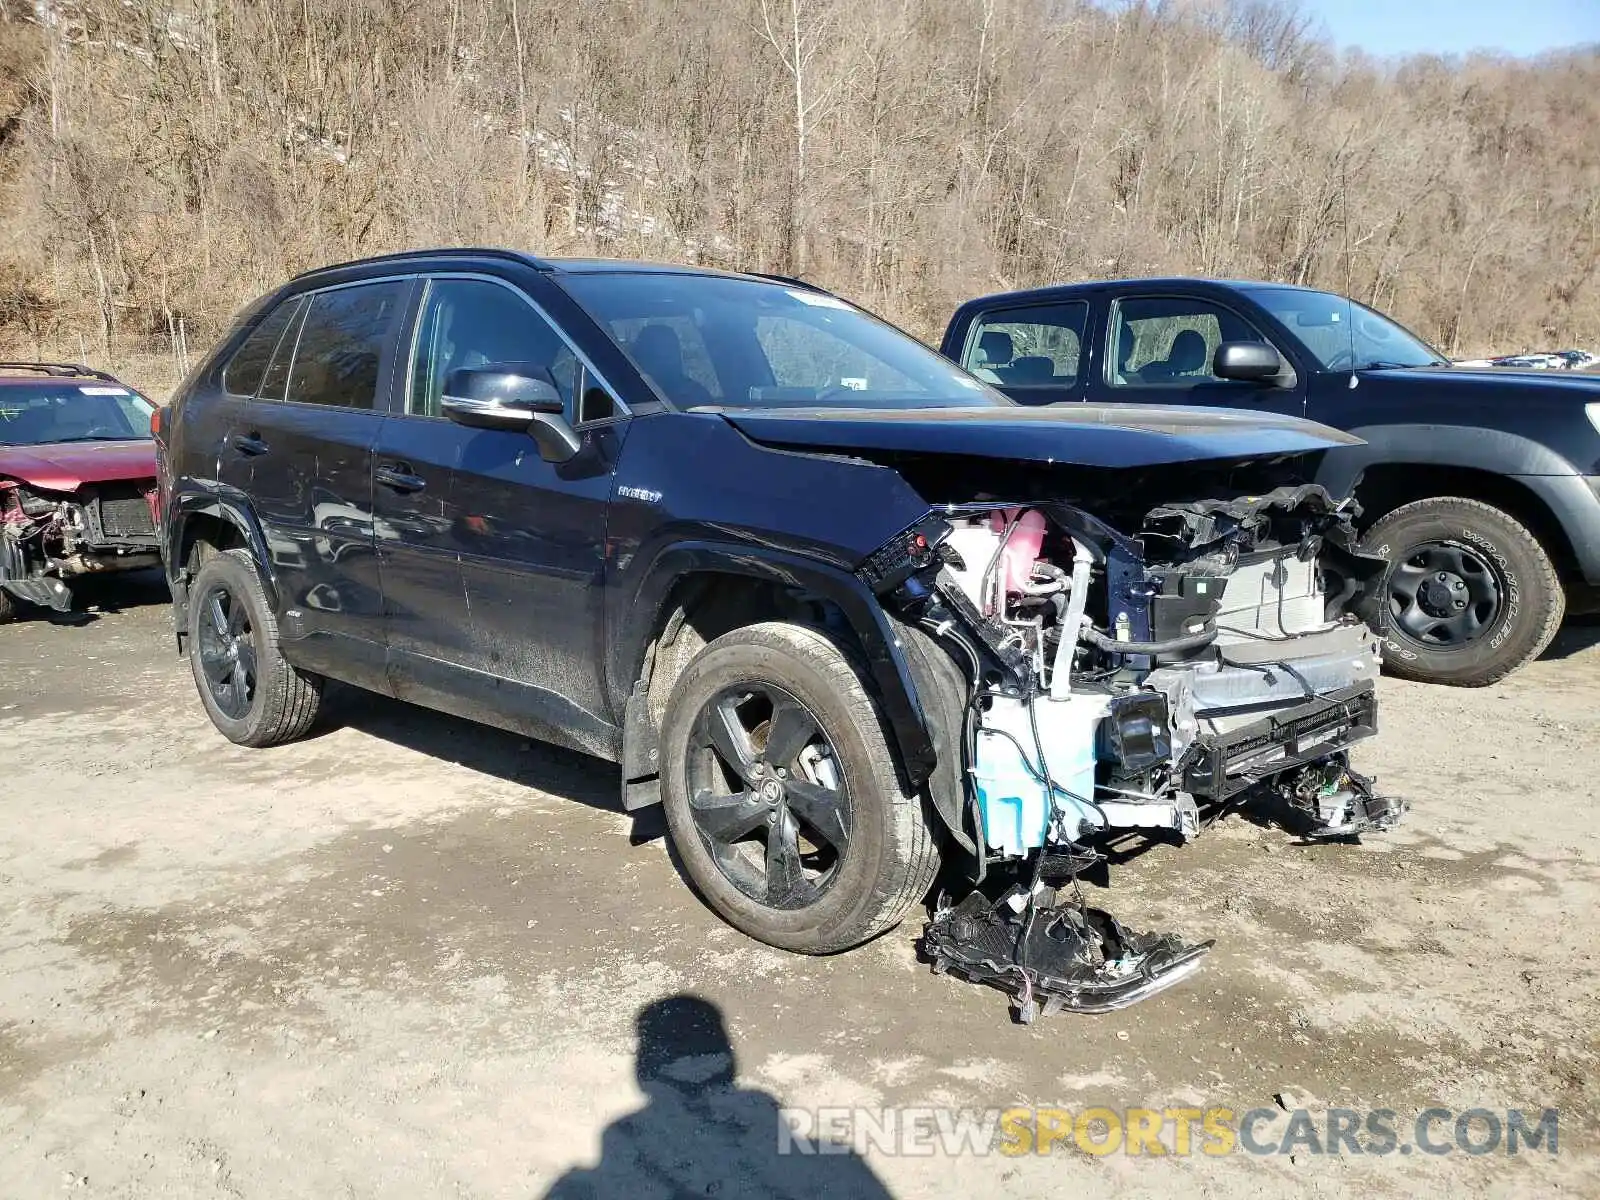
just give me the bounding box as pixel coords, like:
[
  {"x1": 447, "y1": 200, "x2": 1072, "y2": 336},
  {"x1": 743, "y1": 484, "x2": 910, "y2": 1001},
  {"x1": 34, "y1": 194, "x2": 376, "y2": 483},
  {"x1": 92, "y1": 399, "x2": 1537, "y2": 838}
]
[
  {"x1": 78, "y1": 426, "x2": 122, "y2": 439},
  {"x1": 1324, "y1": 349, "x2": 1358, "y2": 371}
]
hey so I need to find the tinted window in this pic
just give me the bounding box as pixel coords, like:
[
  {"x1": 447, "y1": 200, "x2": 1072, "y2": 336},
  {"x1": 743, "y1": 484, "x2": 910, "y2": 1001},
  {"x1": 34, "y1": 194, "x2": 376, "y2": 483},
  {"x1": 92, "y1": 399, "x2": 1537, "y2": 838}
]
[
  {"x1": 557, "y1": 273, "x2": 1005, "y2": 410},
  {"x1": 258, "y1": 299, "x2": 305, "y2": 402},
  {"x1": 1108, "y1": 297, "x2": 1270, "y2": 387},
  {"x1": 963, "y1": 302, "x2": 1088, "y2": 387},
  {"x1": 0, "y1": 382, "x2": 154, "y2": 445},
  {"x1": 223, "y1": 298, "x2": 300, "y2": 397},
  {"x1": 408, "y1": 279, "x2": 580, "y2": 418},
  {"x1": 283, "y1": 282, "x2": 404, "y2": 410}
]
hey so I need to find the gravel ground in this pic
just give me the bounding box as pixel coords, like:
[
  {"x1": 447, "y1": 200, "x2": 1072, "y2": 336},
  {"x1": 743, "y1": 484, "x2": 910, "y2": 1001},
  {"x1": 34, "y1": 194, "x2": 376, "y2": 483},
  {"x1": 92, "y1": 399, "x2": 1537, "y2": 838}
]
[{"x1": 0, "y1": 572, "x2": 1596, "y2": 1198}]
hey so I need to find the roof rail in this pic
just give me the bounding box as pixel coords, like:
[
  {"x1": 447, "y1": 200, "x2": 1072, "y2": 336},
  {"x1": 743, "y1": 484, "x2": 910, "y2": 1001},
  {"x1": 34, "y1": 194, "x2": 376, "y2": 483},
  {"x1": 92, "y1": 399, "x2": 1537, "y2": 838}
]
[
  {"x1": 290, "y1": 246, "x2": 548, "y2": 282},
  {"x1": 0, "y1": 362, "x2": 121, "y2": 383}
]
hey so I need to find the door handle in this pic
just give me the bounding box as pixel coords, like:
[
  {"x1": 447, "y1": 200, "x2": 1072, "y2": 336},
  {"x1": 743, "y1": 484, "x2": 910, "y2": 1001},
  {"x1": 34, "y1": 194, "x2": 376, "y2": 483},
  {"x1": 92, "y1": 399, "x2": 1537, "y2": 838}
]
[
  {"x1": 375, "y1": 463, "x2": 426, "y2": 494},
  {"x1": 230, "y1": 433, "x2": 268, "y2": 456}
]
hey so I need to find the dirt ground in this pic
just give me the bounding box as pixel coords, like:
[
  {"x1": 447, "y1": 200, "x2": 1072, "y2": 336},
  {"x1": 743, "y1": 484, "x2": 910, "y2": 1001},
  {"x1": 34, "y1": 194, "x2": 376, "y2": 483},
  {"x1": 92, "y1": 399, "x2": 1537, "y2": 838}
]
[{"x1": 1, "y1": 572, "x2": 1596, "y2": 1199}]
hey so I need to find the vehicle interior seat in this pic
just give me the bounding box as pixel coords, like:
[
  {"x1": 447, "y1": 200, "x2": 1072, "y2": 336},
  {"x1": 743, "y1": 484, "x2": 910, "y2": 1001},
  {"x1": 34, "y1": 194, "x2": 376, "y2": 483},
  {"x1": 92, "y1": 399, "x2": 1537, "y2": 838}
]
[
  {"x1": 1115, "y1": 322, "x2": 1140, "y2": 384},
  {"x1": 969, "y1": 330, "x2": 1014, "y2": 383},
  {"x1": 631, "y1": 324, "x2": 713, "y2": 406},
  {"x1": 1146, "y1": 329, "x2": 1209, "y2": 382},
  {"x1": 1006, "y1": 355, "x2": 1057, "y2": 385}
]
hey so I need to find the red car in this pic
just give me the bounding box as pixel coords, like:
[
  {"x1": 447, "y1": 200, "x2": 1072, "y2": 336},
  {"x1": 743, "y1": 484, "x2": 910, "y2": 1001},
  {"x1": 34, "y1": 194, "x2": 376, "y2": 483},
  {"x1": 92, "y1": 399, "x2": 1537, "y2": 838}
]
[{"x1": 0, "y1": 363, "x2": 161, "y2": 622}]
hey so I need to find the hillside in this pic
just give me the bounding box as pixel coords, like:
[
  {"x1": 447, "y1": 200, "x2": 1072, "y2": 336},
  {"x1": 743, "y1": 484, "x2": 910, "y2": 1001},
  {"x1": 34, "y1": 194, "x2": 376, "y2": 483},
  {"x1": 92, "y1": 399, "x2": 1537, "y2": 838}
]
[{"x1": 1, "y1": 0, "x2": 1597, "y2": 396}]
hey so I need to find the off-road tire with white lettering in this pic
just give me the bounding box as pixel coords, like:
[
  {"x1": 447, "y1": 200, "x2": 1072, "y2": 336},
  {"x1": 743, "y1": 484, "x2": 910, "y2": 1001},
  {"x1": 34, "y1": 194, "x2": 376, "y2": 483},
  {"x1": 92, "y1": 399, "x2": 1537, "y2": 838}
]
[{"x1": 1360, "y1": 497, "x2": 1563, "y2": 687}]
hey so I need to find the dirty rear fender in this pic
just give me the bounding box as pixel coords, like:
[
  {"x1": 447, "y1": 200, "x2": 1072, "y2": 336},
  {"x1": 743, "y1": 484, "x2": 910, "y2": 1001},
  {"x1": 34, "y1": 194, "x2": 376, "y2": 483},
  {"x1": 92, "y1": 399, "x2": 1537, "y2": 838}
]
[{"x1": 163, "y1": 482, "x2": 279, "y2": 634}]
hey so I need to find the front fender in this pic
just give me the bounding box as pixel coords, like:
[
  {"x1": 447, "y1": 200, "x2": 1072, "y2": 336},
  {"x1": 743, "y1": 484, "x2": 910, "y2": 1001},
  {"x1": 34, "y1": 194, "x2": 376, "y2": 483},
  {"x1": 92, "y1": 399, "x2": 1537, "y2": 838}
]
[
  {"x1": 614, "y1": 539, "x2": 937, "y2": 793},
  {"x1": 1314, "y1": 425, "x2": 1581, "y2": 498}
]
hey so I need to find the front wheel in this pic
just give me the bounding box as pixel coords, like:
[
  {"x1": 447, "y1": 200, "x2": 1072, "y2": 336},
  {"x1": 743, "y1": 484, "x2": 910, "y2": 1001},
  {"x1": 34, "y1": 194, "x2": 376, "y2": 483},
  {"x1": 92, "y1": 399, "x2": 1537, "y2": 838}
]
[
  {"x1": 659, "y1": 622, "x2": 941, "y2": 954},
  {"x1": 1359, "y1": 497, "x2": 1564, "y2": 687}
]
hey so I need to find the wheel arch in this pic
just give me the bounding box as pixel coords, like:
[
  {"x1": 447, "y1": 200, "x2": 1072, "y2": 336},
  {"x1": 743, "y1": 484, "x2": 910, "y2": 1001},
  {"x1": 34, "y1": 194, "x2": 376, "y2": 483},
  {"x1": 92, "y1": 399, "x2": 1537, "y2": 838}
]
[
  {"x1": 1349, "y1": 463, "x2": 1579, "y2": 580},
  {"x1": 164, "y1": 488, "x2": 279, "y2": 643},
  {"x1": 613, "y1": 542, "x2": 938, "y2": 813},
  {"x1": 1314, "y1": 428, "x2": 1583, "y2": 580}
]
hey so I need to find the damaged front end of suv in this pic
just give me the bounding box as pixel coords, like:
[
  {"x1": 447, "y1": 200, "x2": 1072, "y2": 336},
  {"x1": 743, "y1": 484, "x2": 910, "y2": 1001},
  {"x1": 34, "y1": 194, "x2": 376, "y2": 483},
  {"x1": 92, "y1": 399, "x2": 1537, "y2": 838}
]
[{"x1": 842, "y1": 436, "x2": 1404, "y2": 1018}]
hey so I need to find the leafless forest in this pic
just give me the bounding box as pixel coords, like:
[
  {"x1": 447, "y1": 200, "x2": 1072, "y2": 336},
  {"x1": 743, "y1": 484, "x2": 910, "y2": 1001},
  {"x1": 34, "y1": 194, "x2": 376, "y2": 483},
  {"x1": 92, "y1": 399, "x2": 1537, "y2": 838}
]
[{"x1": 1, "y1": 0, "x2": 1597, "y2": 394}]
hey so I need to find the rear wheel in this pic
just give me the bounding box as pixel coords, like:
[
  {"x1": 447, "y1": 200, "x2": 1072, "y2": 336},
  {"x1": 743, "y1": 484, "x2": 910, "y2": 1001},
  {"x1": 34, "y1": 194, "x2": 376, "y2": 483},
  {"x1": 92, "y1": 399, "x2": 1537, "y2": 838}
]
[
  {"x1": 659, "y1": 622, "x2": 940, "y2": 954},
  {"x1": 1360, "y1": 497, "x2": 1563, "y2": 686},
  {"x1": 0, "y1": 588, "x2": 18, "y2": 624},
  {"x1": 187, "y1": 549, "x2": 324, "y2": 746}
]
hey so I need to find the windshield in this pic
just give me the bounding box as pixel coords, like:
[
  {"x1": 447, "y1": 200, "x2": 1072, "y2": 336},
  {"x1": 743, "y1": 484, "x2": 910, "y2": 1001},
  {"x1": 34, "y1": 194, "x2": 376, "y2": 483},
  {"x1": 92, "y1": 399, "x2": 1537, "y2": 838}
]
[
  {"x1": 0, "y1": 381, "x2": 154, "y2": 446},
  {"x1": 1245, "y1": 287, "x2": 1448, "y2": 370},
  {"x1": 556, "y1": 272, "x2": 1007, "y2": 410}
]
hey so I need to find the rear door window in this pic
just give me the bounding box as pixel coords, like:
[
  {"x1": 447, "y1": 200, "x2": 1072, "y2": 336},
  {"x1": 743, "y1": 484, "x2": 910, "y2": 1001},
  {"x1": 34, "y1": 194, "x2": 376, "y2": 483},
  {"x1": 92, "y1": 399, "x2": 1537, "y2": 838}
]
[
  {"x1": 222, "y1": 297, "x2": 302, "y2": 397},
  {"x1": 282, "y1": 282, "x2": 406, "y2": 410},
  {"x1": 962, "y1": 302, "x2": 1089, "y2": 388}
]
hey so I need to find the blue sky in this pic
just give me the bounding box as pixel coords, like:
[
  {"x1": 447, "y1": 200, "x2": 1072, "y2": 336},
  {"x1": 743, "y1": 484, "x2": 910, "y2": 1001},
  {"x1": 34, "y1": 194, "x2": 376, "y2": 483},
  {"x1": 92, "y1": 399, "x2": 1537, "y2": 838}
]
[{"x1": 1306, "y1": 0, "x2": 1600, "y2": 58}]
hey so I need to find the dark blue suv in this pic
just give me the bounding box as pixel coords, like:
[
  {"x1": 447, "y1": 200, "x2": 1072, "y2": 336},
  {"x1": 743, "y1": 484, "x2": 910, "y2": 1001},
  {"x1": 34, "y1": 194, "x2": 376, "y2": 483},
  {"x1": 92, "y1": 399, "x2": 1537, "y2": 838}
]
[{"x1": 157, "y1": 250, "x2": 1398, "y2": 1006}]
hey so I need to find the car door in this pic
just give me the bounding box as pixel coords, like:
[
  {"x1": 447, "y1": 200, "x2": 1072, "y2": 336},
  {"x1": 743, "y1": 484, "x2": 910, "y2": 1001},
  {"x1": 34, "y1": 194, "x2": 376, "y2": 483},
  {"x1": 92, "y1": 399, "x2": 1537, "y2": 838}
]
[
  {"x1": 1086, "y1": 293, "x2": 1306, "y2": 418},
  {"x1": 238, "y1": 276, "x2": 412, "y2": 689},
  {"x1": 954, "y1": 299, "x2": 1093, "y2": 405},
  {"x1": 377, "y1": 272, "x2": 628, "y2": 755},
  {"x1": 199, "y1": 295, "x2": 306, "y2": 511}
]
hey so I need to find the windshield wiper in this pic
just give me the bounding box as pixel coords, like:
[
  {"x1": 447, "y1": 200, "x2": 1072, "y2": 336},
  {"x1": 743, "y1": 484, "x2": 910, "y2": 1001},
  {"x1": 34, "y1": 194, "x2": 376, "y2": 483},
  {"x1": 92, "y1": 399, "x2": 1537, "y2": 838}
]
[{"x1": 56, "y1": 434, "x2": 143, "y2": 442}]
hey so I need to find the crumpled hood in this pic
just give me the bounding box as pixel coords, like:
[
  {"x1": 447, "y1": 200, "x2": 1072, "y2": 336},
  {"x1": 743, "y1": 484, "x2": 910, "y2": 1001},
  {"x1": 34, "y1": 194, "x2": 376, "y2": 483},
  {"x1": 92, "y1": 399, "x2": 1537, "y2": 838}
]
[
  {"x1": 0, "y1": 439, "x2": 157, "y2": 492},
  {"x1": 716, "y1": 403, "x2": 1363, "y2": 468}
]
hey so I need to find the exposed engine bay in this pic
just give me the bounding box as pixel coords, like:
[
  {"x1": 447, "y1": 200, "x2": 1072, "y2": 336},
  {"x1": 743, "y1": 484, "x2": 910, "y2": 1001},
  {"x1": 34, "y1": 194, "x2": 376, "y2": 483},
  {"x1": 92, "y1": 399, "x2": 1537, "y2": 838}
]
[
  {"x1": 0, "y1": 479, "x2": 161, "y2": 614},
  {"x1": 859, "y1": 479, "x2": 1406, "y2": 1018}
]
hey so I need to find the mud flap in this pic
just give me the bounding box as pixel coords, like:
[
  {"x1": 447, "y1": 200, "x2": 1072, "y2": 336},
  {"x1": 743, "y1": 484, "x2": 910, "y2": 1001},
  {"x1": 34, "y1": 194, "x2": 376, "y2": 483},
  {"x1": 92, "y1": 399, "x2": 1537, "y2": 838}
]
[{"x1": 924, "y1": 886, "x2": 1213, "y2": 1020}]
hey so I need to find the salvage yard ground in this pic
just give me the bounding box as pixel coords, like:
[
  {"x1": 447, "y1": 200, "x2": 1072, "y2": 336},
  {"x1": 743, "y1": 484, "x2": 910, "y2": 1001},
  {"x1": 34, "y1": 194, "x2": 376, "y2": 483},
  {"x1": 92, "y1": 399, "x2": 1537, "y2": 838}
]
[{"x1": 1, "y1": 574, "x2": 1597, "y2": 1198}]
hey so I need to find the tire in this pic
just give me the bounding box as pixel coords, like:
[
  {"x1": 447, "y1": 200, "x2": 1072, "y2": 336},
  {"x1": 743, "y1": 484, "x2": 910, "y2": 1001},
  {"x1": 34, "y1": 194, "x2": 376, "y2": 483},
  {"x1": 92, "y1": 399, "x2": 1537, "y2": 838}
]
[
  {"x1": 187, "y1": 549, "x2": 324, "y2": 746},
  {"x1": 659, "y1": 621, "x2": 941, "y2": 954},
  {"x1": 1359, "y1": 497, "x2": 1564, "y2": 687},
  {"x1": 0, "y1": 588, "x2": 18, "y2": 624}
]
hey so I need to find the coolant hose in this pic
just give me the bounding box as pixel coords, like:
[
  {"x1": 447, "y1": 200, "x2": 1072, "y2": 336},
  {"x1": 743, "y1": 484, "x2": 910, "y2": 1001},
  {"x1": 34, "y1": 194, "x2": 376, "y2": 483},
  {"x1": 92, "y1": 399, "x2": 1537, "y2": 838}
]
[{"x1": 1080, "y1": 622, "x2": 1218, "y2": 656}]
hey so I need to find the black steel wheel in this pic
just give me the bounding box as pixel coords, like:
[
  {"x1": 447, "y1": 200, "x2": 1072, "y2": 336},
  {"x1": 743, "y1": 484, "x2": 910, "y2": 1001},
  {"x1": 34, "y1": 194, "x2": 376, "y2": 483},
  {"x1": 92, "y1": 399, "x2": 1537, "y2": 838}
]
[
  {"x1": 1386, "y1": 540, "x2": 1503, "y2": 649},
  {"x1": 186, "y1": 549, "x2": 324, "y2": 746},
  {"x1": 659, "y1": 622, "x2": 940, "y2": 954},
  {"x1": 685, "y1": 683, "x2": 852, "y2": 910},
  {"x1": 1360, "y1": 497, "x2": 1564, "y2": 686}
]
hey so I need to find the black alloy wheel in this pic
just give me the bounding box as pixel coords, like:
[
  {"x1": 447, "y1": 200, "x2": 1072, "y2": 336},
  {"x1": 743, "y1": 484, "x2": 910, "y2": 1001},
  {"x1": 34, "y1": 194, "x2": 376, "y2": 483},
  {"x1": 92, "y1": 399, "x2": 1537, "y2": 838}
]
[
  {"x1": 1386, "y1": 540, "x2": 1502, "y2": 649},
  {"x1": 196, "y1": 582, "x2": 258, "y2": 719},
  {"x1": 684, "y1": 683, "x2": 852, "y2": 911}
]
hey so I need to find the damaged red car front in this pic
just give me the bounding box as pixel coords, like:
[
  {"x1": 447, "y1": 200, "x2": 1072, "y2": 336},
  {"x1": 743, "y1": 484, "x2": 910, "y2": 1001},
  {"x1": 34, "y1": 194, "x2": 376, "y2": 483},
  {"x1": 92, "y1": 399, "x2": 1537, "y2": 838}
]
[{"x1": 0, "y1": 364, "x2": 161, "y2": 621}]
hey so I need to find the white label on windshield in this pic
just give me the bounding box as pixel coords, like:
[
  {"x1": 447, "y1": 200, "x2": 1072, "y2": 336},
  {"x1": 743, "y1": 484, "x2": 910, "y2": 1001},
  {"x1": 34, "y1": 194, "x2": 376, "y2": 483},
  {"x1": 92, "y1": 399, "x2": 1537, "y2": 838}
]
[
  {"x1": 840, "y1": 377, "x2": 867, "y2": 391},
  {"x1": 79, "y1": 386, "x2": 130, "y2": 395},
  {"x1": 786, "y1": 288, "x2": 853, "y2": 310}
]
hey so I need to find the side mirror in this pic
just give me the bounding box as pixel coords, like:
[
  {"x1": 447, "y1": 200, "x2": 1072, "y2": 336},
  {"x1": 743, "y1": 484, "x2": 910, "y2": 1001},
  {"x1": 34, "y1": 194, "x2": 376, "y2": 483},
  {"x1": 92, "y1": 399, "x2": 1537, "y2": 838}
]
[
  {"x1": 440, "y1": 367, "x2": 582, "y2": 463},
  {"x1": 1213, "y1": 341, "x2": 1284, "y2": 383}
]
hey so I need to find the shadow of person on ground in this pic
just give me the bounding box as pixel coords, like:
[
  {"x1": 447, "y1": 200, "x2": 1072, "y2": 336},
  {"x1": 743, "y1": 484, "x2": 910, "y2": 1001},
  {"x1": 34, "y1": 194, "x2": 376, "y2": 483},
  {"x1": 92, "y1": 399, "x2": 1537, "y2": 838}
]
[{"x1": 543, "y1": 994, "x2": 893, "y2": 1200}]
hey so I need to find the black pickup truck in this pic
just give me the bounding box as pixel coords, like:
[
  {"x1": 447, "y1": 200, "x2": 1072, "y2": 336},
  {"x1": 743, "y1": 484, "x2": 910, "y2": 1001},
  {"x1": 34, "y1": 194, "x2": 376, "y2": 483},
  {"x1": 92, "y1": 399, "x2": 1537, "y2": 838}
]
[{"x1": 941, "y1": 280, "x2": 1600, "y2": 686}]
